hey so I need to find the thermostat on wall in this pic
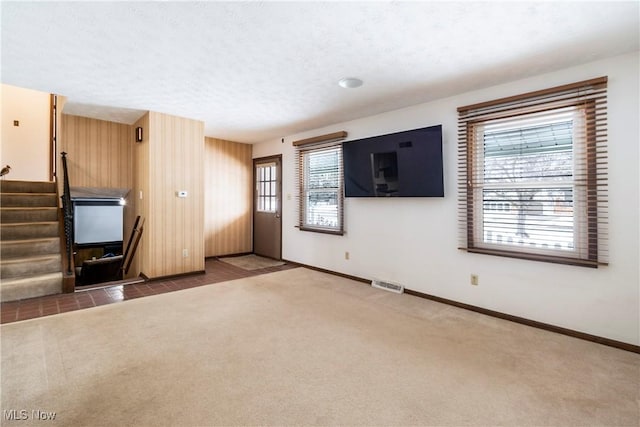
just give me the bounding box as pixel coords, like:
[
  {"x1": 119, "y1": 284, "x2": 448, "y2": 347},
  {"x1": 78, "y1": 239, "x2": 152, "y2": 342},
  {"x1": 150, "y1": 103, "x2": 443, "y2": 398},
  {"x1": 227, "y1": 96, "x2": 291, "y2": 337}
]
[{"x1": 177, "y1": 191, "x2": 188, "y2": 198}]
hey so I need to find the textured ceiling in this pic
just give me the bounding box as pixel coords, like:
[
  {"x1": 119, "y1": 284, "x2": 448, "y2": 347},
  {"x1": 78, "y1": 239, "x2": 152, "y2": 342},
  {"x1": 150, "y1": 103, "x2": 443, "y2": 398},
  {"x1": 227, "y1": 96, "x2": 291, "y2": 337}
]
[{"x1": 2, "y1": 1, "x2": 638, "y2": 143}]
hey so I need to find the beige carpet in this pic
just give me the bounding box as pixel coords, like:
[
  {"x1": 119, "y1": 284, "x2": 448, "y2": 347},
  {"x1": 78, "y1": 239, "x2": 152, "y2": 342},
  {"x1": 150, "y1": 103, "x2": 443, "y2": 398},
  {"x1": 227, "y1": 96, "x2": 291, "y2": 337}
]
[
  {"x1": 1, "y1": 267, "x2": 638, "y2": 426},
  {"x1": 218, "y1": 254, "x2": 284, "y2": 270}
]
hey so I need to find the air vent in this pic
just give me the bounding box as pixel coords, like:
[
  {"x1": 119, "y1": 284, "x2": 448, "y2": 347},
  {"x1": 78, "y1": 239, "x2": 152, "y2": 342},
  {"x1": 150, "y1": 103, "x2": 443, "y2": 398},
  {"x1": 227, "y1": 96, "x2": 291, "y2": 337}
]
[{"x1": 371, "y1": 279, "x2": 404, "y2": 294}]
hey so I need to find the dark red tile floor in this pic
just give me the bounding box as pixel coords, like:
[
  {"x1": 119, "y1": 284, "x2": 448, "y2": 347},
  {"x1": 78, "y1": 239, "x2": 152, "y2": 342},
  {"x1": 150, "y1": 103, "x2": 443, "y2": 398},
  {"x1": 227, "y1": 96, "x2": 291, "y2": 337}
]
[{"x1": 1, "y1": 257, "x2": 296, "y2": 324}]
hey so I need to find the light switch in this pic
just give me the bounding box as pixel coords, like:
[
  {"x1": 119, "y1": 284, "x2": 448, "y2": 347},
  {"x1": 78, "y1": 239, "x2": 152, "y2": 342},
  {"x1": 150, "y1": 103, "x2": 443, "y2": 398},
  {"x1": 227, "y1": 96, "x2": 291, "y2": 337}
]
[{"x1": 177, "y1": 191, "x2": 188, "y2": 198}]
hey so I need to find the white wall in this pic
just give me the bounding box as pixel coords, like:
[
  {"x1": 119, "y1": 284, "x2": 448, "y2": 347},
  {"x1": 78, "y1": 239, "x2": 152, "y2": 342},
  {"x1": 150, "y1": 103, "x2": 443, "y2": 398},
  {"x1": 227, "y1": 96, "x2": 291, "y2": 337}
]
[
  {"x1": 253, "y1": 52, "x2": 639, "y2": 346},
  {"x1": 1, "y1": 84, "x2": 51, "y2": 181}
]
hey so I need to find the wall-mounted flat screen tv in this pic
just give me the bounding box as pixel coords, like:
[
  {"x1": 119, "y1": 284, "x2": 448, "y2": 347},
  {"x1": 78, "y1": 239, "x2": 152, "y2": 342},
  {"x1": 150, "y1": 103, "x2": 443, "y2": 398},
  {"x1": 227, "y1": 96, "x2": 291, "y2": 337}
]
[{"x1": 343, "y1": 125, "x2": 444, "y2": 197}]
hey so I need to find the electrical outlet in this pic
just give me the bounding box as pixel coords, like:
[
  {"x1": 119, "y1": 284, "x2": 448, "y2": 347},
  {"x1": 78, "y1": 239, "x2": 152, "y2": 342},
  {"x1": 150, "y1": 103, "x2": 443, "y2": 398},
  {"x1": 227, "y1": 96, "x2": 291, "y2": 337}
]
[
  {"x1": 345, "y1": 251, "x2": 350, "y2": 260},
  {"x1": 182, "y1": 249, "x2": 189, "y2": 258},
  {"x1": 470, "y1": 274, "x2": 479, "y2": 286}
]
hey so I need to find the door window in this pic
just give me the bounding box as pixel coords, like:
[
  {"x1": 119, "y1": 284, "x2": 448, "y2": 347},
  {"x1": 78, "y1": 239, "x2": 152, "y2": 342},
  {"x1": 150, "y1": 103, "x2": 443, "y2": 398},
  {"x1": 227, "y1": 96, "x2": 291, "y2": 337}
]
[{"x1": 256, "y1": 162, "x2": 277, "y2": 213}]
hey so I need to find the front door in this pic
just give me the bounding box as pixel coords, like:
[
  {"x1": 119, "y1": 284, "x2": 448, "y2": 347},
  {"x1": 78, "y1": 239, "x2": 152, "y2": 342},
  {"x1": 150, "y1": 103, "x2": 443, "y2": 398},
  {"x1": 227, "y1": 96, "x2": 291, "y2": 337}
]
[{"x1": 253, "y1": 156, "x2": 282, "y2": 260}]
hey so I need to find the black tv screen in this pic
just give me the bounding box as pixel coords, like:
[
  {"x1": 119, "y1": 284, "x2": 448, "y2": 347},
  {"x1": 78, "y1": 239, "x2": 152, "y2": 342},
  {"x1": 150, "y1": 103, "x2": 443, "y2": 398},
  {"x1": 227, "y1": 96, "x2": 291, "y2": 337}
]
[{"x1": 343, "y1": 125, "x2": 444, "y2": 197}]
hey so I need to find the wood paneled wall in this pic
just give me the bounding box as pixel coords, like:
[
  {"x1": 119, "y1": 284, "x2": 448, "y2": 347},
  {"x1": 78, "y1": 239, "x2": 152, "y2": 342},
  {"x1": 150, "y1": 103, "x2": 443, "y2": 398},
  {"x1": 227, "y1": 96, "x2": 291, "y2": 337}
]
[
  {"x1": 57, "y1": 110, "x2": 257, "y2": 278},
  {"x1": 60, "y1": 114, "x2": 133, "y2": 189},
  {"x1": 134, "y1": 112, "x2": 205, "y2": 279},
  {"x1": 131, "y1": 113, "x2": 149, "y2": 278},
  {"x1": 204, "y1": 137, "x2": 253, "y2": 257},
  {"x1": 59, "y1": 114, "x2": 137, "y2": 276}
]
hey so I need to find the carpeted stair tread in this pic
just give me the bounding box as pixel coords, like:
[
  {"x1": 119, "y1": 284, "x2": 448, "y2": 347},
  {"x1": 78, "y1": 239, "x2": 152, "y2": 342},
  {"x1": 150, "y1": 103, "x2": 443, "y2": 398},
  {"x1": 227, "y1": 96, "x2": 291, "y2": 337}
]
[
  {"x1": 1, "y1": 221, "x2": 59, "y2": 240},
  {"x1": 0, "y1": 179, "x2": 65, "y2": 301},
  {"x1": 1, "y1": 193, "x2": 58, "y2": 207},
  {"x1": 1, "y1": 254, "x2": 62, "y2": 279},
  {"x1": 1, "y1": 207, "x2": 58, "y2": 223},
  {"x1": 1, "y1": 237, "x2": 61, "y2": 259},
  {"x1": 0, "y1": 180, "x2": 56, "y2": 194},
  {"x1": 0, "y1": 272, "x2": 63, "y2": 302}
]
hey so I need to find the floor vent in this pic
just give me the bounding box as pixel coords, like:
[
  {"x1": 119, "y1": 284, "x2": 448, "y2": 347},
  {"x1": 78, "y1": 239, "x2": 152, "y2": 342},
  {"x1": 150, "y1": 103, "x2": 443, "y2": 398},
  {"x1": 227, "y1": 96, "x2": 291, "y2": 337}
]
[{"x1": 371, "y1": 279, "x2": 404, "y2": 294}]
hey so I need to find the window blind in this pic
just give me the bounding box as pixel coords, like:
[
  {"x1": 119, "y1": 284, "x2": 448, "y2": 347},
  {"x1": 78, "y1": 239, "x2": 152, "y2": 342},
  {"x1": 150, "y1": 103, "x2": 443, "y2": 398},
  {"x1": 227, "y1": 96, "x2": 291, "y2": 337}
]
[
  {"x1": 457, "y1": 77, "x2": 608, "y2": 267},
  {"x1": 294, "y1": 133, "x2": 346, "y2": 235}
]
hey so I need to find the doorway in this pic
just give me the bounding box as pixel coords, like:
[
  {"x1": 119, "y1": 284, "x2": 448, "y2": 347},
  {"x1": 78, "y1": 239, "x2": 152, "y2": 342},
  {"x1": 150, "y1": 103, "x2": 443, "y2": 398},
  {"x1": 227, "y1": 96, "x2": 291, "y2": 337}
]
[{"x1": 253, "y1": 155, "x2": 282, "y2": 260}]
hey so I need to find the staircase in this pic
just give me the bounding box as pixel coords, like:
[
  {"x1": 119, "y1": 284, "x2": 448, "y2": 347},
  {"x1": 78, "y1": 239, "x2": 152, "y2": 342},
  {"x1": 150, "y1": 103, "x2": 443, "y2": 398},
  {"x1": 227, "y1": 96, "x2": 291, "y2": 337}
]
[{"x1": 1, "y1": 180, "x2": 64, "y2": 302}]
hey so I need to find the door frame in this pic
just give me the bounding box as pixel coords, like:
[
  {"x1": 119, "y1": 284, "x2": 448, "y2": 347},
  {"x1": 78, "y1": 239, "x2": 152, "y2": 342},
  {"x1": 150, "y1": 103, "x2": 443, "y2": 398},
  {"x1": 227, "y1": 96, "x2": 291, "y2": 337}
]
[
  {"x1": 252, "y1": 154, "x2": 283, "y2": 260},
  {"x1": 50, "y1": 94, "x2": 57, "y2": 181}
]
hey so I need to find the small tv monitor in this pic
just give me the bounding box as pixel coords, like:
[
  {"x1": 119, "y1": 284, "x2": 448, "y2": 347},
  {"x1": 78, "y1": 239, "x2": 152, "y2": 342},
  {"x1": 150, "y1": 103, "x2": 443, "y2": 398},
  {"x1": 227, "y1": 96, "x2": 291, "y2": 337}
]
[
  {"x1": 74, "y1": 203, "x2": 123, "y2": 245},
  {"x1": 343, "y1": 125, "x2": 444, "y2": 197}
]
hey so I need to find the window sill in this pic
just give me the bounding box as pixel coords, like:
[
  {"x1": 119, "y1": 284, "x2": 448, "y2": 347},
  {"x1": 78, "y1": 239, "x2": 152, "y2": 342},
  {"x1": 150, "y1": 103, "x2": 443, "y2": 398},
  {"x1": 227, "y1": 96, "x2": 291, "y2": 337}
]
[
  {"x1": 459, "y1": 246, "x2": 606, "y2": 268},
  {"x1": 297, "y1": 226, "x2": 344, "y2": 236}
]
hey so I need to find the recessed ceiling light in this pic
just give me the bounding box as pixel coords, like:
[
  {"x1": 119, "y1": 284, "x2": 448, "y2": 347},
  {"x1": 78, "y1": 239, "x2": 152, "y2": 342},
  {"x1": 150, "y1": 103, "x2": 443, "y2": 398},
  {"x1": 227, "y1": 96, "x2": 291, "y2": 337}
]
[{"x1": 338, "y1": 77, "x2": 363, "y2": 89}]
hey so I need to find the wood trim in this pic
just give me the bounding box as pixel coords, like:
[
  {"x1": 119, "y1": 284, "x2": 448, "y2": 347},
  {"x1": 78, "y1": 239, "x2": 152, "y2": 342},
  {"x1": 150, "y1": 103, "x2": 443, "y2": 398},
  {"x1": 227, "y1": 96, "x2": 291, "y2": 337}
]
[
  {"x1": 295, "y1": 143, "x2": 345, "y2": 234},
  {"x1": 585, "y1": 100, "x2": 599, "y2": 262},
  {"x1": 297, "y1": 148, "x2": 304, "y2": 228},
  {"x1": 285, "y1": 261, "x2": 638, "y2": 354},
  {"x1": 292, "y1": 131, "x2": 347, "y2": 146},
  {"x1": 54, "y1": 96, "x2": 67, "y2": 203},
  {"x1": 282, "y1": 260, "x2": 370, "y2": 284},
  {"x1": 122, "y1": 216, "x2": 142, "y2": 269},
  {"x1": 62, "y1": 275, "x2": 76, "y2": 294},
  {"x1": 465, "y1": 122, "x2": 475, "y2": 248},
  {"x1": 459, "y1": 246, "x2": 607, "y2": 268},
  {"x1": 74, "y1": 277, "x2": 145, "y2": 292},
  {"x1": 297, "y1": 226, "x2": 345, "y2": 236},
  {"x1": 208, "y1": 252, "x2": 253, "y2": 259},
  {"x1": 49, "y1": 94, "x2": 55, "y2": 181},
  {"x1": 403, "y1": 288, "x2": 639, "y2": 354},
  {"x1": 132, "y1": 112, "x2": 149, "y2": 277},
  {"x1": 457, "y1": 76, "x2": 608, "y2": 113},
  {"x1": 141, "y1": 270, "x2": 206, "y2": 282},
  {"x1": 123, "y1": 216, "x2": 144, "y2": 275}
]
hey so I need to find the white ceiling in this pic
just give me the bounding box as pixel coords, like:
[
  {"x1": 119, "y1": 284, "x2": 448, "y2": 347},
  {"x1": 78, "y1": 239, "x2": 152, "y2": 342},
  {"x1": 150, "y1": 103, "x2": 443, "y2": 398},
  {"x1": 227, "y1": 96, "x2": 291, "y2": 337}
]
[{"x1": 2, "y1": 1, "x2": 638, "y2": 143}]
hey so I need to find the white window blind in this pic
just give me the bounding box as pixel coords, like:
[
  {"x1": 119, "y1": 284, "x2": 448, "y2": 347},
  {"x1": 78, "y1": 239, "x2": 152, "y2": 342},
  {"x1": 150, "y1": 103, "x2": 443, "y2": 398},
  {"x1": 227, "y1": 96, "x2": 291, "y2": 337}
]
[
  {"x1": 295, "y1": 140, "x2": 345, "y2": 235},
  {"x1": 458, "y1": 77, "x2": 608, "y2": 267}
]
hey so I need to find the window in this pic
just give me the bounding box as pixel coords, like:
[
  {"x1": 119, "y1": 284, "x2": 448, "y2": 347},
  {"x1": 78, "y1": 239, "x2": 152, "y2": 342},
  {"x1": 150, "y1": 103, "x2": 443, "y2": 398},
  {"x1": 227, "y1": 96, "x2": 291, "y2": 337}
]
[
  {"x1": 256, "y1": 162, "x2": 277, "y2": 213},
  {"x1": 296, "y1": 143, "x2": 344, "y2": 234},
  {"x1": 458, "y1": 77, "x2": 608, "y2": 267}
]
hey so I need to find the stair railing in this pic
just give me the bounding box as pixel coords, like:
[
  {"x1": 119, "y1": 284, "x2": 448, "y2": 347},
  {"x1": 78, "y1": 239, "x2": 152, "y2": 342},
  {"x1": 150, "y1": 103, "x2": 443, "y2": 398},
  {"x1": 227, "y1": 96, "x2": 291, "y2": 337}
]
[{"x1": 60, "y1": 152, "x2": 73, "y2": 275}]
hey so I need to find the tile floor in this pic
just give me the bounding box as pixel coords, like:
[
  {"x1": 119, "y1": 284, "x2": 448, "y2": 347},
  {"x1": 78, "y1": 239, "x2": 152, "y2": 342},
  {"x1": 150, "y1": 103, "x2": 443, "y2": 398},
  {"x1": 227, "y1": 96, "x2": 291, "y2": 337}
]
[{"x1": 1, "y1": 257, "x2": 296, "y2": 324}]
